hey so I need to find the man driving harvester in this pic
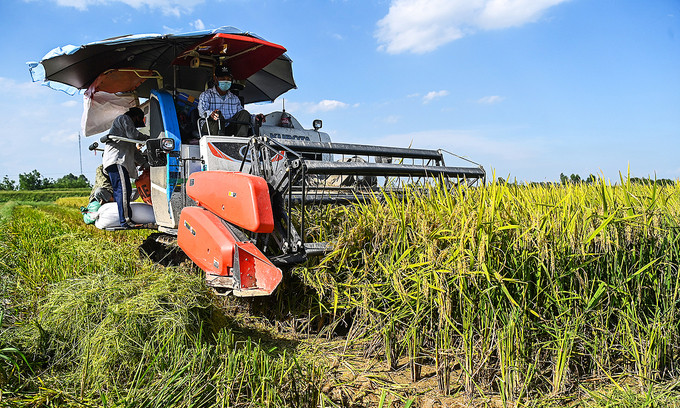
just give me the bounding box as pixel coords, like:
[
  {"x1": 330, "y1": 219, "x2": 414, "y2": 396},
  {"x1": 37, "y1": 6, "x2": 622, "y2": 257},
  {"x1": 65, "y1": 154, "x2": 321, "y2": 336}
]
[{"x1": 198, "y1": 64, "x2": 264, "y2": 136}]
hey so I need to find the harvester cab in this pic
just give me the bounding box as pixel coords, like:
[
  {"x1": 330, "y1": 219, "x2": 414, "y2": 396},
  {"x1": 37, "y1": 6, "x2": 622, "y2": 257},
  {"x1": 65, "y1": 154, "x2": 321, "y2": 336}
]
[{"x1": 30, "y1": 27, "x2": 486, "y2": 298}]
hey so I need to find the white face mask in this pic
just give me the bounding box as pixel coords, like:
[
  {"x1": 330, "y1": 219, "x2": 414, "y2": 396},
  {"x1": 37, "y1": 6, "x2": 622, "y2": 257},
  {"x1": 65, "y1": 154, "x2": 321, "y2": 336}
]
[{"x1": 218, "y1": 80, "x2": 232, "y2": 91}]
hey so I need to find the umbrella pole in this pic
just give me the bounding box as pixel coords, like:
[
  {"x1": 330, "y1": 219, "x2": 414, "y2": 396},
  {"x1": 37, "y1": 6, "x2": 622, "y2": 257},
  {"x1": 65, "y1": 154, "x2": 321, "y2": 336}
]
[
  {"x1": 173, "y1": 44, "x2": 178, "y2": 99},
  {"x1": 173, "y1": 64, "x2": 178, "y2": 98}
]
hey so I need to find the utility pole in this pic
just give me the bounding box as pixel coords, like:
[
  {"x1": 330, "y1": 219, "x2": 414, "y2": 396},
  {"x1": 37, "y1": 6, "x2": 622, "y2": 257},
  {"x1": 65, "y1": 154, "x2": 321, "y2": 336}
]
[{"x1": 78, "y1": 132, "x2": 83, "y2": 175}]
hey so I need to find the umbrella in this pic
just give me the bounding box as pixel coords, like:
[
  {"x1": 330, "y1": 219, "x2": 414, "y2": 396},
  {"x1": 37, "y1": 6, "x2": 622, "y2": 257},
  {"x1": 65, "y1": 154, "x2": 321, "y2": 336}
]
[{"x1": 28, "y1": 26, "x2": 296, "y2": 104}]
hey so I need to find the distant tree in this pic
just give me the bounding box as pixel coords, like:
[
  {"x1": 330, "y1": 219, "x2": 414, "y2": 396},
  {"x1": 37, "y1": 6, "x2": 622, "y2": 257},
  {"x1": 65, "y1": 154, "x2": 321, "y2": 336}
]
[
  {"x1": 570, "y1": 174, "x2": 582, "y2": 184},
  {"x1": 0, "y1": 175, "x2": 16, "y2": 191},
  {"x1": 53, "y1": 173, "x2": 91, "y2": 189},
  {"x1": 630, "y1": 177, "x2": 676, "y2": 186},
  {"x1": 76, "y1": 174, "x2": 91, "y2": 188},
  {"x1": 19, "y1": 170, "x2": 47, "y2": 190},
  {"x1": 529, "y1": 181, "x2": 558, "y2": 187},
  {"x1": 586, "y1": 174, "x2": 597, "y2": 184},
  {"x1": 560, "y1": 173, "x2": 568, "y2": 185},
  {"x1": 496, "y1": 177, "x2": 505, "y2": 185}
]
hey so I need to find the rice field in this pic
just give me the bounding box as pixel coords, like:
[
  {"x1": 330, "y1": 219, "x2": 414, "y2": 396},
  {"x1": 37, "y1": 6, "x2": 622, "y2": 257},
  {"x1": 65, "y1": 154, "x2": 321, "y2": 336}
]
[
  {"x1": 2, "y1": 177, "x2": 680, "y2": 407},
  {"x1": 295, "y1": 176, "x2": 680, "y2": 406}
]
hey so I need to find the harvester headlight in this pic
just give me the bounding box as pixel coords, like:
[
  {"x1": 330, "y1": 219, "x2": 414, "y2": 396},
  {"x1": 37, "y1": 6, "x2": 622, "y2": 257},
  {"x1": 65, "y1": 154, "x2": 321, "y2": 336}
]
[
  {"x1": 313, "y1": 119, "x2": 322, "y2": 131},
  {"x1": 161, "y1": 138, "x2": 175, "y2": 151}
]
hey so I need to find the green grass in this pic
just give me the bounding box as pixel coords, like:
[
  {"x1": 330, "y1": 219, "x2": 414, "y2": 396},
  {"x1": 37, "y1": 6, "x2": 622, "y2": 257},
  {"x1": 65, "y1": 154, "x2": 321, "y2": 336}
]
[{"x1": 0, "y1": 188, "x2": 91, "y2": 203}]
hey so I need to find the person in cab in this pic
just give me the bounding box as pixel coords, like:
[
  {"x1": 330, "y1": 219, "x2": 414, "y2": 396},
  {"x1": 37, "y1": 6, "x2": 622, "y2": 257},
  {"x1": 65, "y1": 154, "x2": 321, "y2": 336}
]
[{"x1": 198, "y1": 64, "x2": 264, "y2": 137}]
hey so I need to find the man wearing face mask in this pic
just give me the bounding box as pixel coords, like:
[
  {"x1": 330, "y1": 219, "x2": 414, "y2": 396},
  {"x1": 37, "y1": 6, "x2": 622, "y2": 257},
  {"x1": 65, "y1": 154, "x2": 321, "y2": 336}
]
[{"x1": 197, "y1": 65, "x2": 264, "y2": 137}]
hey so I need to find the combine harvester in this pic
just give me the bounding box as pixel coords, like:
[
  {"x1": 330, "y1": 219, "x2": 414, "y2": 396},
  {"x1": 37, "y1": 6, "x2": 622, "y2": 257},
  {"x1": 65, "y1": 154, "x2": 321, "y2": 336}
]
[{"x1": 30, "y1": 27, "x2": 485, "y2": 297}]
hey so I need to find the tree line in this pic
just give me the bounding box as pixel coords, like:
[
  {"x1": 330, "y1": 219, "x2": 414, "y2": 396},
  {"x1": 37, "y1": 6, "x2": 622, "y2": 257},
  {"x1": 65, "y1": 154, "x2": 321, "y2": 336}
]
[
  {"x1": 496, "y1": 173, "x2": 677, "y2": 186},
  {"x1": 558, "y1": 173, "x2": 675, "y2": 186},
  {"x1": 0, "y1": 170, "x2": 91, "y2": 190}
]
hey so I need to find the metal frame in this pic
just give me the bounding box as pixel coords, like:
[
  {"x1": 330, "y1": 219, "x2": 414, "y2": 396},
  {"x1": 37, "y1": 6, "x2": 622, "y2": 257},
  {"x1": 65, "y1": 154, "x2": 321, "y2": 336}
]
[{"x1": 236, "y1": 136, "x2": 486, "y2": 265}]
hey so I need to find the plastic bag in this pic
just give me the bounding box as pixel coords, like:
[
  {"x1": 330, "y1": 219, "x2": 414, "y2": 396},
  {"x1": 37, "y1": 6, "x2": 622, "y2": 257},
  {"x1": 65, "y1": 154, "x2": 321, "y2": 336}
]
[{"x1": 81, "y1": 200, "x2": 102, "y2": 225}]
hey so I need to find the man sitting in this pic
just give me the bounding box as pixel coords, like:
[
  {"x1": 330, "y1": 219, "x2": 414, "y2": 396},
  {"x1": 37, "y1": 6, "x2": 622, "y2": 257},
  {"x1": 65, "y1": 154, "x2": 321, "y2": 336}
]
[
  {"x1": 89, "y1": 164, "x2": 114, "y2": 205},
  {"x1": 197, "y1": 65, "x2": 264, "y2": 137}
]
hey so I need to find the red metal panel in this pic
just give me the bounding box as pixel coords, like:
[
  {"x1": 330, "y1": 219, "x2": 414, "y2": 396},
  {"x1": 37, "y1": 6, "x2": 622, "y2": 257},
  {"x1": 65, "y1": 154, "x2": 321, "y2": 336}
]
[
  {"x1": 178, "y1": 206, "x2": 235, "y2": 276},
  {"x1": 178, "y1": 206, "x2": 283, "y2": 296},
  {"x1": 186, "y1": 171, "x2": 274, "y2": 233},
  {"x1": 235, "y1": 242, "x2": 282, "y2": 293}
]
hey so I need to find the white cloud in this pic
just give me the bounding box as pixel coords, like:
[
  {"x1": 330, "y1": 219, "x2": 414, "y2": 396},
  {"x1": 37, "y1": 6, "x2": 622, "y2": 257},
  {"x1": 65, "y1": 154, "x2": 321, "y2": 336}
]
[
  {"x1": 0, "y1": 77, "x2": 90, "y2": 178},
  {"x1": 164, "y1": 7, "x2": 181, "y2": 18},
  {"x1": 477, "y1": 95, "x2": 505, "y2": 104},
  {"x1": 54, "y1": 0, "x2": 93, "y2": 11},
  {"x1": 376, "y1": 0, "x2": 568, "y2": 54},
  {"x1": 286, "y1": 100, "x2": 351, "y2": 114},
  {"x1": 52, "y1": 0, "x2": 204, "y2": 16},
  {"x1": 0, "y1": 77, "x2": 42, "y2": 96},
  {"x1": 423, "y1": 90, "x2": 449, "y2": 104},
  {"x1": 192, "y1": 19, "x2": 206, "y2": 30},
  {"x1": 384, "y1": 115, "x2": 400, "y2": 124},
  {"x1": 477, "y1": 0, "x2": 567, "y2": 30},
  {"x1": 40, "y1": 129, "x2": 79, "y2": 144},
  {"x1": 162, "y1": 26, "x2": 182, "y2": 34},
  {"x1": 314, "y1": 100, "x2": 349, "y2": 112}
]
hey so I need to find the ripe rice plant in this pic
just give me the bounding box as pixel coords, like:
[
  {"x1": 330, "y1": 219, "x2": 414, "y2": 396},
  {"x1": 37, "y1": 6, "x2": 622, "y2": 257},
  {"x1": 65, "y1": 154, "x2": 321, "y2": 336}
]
[{"x1": 295, "y1": 176, "x2": 680, "y2": 404}]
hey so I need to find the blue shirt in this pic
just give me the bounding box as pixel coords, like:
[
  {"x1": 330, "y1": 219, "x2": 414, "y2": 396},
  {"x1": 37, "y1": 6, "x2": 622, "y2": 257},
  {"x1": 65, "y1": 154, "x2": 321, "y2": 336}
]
[{"x1": 198, "y1": 87, "x2": 243, "y2": 120}]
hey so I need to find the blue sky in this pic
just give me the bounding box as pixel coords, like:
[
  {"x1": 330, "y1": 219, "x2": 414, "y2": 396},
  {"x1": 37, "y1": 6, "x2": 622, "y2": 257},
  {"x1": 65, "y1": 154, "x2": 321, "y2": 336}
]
[{"x1": 0, "y1": 0, "x2": 678, "y2": 183}]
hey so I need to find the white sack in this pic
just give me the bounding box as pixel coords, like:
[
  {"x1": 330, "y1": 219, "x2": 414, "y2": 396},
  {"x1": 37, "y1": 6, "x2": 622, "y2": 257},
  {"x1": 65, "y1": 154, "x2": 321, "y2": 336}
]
[{"x1": 94, "y1": 202, "x2": 156, "y2": 229}]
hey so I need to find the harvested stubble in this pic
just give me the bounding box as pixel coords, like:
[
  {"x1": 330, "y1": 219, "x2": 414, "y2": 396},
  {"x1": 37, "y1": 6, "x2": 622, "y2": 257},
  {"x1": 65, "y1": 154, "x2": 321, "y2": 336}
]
[
  {"x1": 295, "y1": 177, "x2": 680, "y2": 403},
  {"x1": 0, "y1": 204, "x2": 326, "y2": 407}
]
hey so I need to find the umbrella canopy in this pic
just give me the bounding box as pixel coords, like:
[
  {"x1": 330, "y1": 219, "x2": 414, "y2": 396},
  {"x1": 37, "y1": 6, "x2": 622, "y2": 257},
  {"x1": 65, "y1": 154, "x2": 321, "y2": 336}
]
[{"x1": 29, "y1": 27, "x2": 296, "y2": 104}]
